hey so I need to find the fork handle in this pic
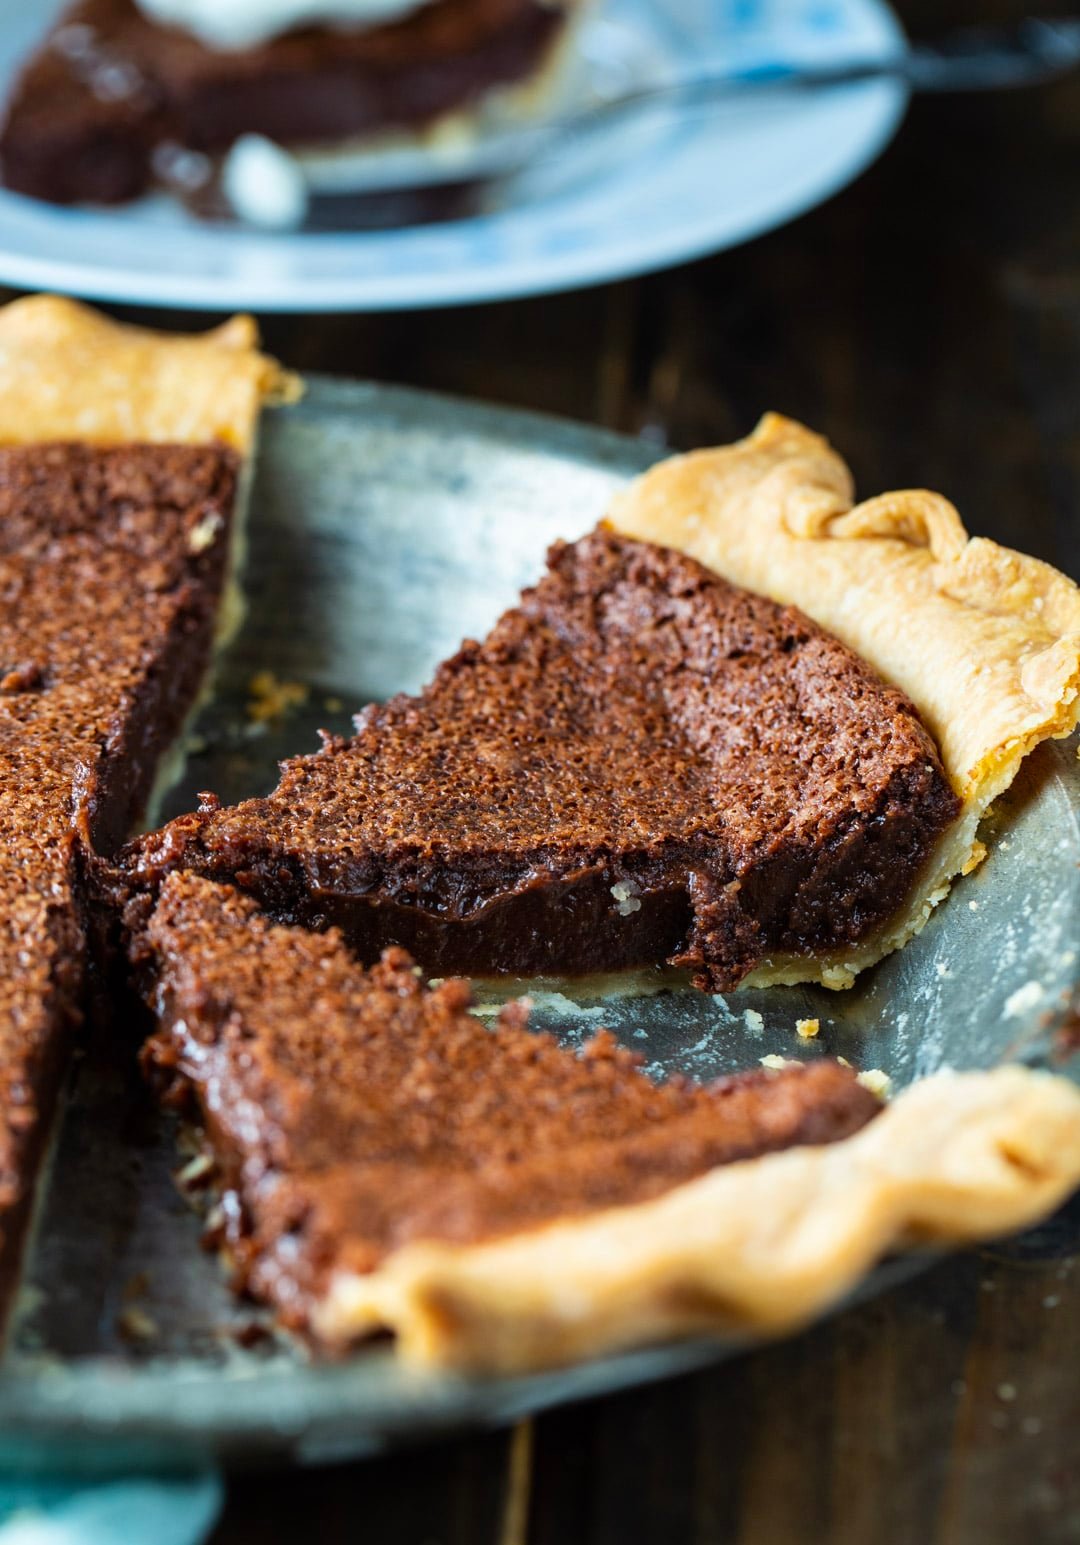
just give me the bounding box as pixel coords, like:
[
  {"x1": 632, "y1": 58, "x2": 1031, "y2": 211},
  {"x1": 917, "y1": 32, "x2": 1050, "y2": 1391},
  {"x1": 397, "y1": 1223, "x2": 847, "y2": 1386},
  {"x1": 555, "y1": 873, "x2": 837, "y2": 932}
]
[{"x1": 608, "y1": 18, "x2": 1080, "y2": 110}]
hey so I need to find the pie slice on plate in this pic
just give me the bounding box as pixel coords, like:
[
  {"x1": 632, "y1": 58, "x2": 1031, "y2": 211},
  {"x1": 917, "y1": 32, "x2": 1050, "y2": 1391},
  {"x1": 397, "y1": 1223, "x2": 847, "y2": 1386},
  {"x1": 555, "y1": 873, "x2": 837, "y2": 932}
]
[
  {"x1": 115, "y1": 417, "x2": 1080, "y2": 994},
  {"x1": 0, "y1": 295, "x2": 292, "y2": 1275},
  {"x1": 135, "y1": 871, "x2": 1080, "y2": 1373},
  {"x1": 0, "y1": 0, "x2": 580, "y2": 212}
]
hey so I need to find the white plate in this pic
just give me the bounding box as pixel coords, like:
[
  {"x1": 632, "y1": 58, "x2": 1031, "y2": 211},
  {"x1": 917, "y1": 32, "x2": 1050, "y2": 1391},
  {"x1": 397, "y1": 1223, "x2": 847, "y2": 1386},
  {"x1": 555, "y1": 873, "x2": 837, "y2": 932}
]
[{"x1": 0, "y1": 0, "x2": 907, "y2": 310}]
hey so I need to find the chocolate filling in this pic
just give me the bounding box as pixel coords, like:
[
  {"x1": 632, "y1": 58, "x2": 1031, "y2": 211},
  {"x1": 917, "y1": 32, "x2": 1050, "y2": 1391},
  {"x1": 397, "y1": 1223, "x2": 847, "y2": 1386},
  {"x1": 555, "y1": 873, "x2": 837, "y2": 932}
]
[
  {"x1": 0, "y1": 0, "x2": 566, "y2": 206},
  {"x1": 0, "y1": 442, "x2": 238, "y2": 1272},
  {"x1": 139, "y1": 873, "x2": 882, "y2": 1323},
  {"x1": 116, "y1": 528, "x2": 961, "y2": 991}
]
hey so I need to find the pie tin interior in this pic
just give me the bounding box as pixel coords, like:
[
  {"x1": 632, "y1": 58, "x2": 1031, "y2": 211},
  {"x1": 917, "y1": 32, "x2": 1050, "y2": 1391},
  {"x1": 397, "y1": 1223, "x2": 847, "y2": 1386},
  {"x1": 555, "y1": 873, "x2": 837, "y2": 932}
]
[{"x1": 2, "y1": 378, "x2": 1077, "y2": 1470}]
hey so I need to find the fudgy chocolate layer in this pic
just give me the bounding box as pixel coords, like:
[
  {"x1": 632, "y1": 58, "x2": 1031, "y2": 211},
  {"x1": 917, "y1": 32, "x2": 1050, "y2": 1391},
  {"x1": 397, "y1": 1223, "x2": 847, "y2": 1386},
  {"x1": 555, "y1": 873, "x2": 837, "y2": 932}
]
[
  {"x1": 139, "y1": 873, "x2": 881, "y2": 1326},
  {"x1": 0, "y1": 0, "x2": 565, "y2": 206},
  {"x1": 0, "y1": 442, "x2": 238, "y2": 1262},
  {"x1": 118, "y1": 529, "x2": 960, "y2": 991}
]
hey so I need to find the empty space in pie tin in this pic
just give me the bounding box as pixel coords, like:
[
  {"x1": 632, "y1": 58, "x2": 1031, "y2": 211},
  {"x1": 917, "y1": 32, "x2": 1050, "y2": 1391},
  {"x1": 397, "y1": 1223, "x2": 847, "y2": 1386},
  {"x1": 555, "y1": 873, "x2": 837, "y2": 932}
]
[{"x1": 2, "y1": 379, "x2": 1077, "y2": 1469}]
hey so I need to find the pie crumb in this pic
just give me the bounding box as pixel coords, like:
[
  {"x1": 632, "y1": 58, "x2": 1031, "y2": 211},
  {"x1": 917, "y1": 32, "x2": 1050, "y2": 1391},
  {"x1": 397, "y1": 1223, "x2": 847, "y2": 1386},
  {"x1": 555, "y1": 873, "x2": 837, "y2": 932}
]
[
  {"x1": 962, "y1": 841, "x2": 988, "y2": 876},
  {"x1": 856, "y1": 1068, "x2": 893, "y2": 1101},
  {"x1": 187, "y1": 510, "x2": 223, "y2": 553},
  {"x1": 796, "y1": 1018, "x2": 820, "y2": 1040},
  {"x1": 175, "y1": 1152, "x2": 215, "y2": 1191},
  {"x1": 1004, "y1": 981, "x2": 1043, "y2": 1019},
  {"x1": 247, "y1": 670, "x2": 310, "y2": 725},
  {"x1": 821, "y1": 963, "x2": 856, "y2": 989},
  {"x1": 117, "y1": 1306, "x2": 158, "y2": 1343},
  {"x1": 760, "y1": 1054, "x2": 795, "y2": 1070}
]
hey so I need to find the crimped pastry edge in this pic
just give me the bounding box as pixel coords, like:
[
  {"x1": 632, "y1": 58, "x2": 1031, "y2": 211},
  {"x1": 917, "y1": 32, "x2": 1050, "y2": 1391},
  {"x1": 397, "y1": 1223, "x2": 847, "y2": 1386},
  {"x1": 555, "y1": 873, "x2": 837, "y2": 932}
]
[
  {"x1": 0, "y1": 294, "x2": 299, "y2": 451},
  {"x1": 311, "y1": 1065, "x2": 1080, "y2": 1372}
]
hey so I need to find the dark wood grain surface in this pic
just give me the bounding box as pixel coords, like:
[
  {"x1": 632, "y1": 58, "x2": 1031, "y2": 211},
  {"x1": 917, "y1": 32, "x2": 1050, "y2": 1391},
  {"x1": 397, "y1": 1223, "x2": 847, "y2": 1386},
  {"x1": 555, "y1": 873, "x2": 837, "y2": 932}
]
[{"x1": 8, "y1": 0, "x2": 1079, "y2": 1536}]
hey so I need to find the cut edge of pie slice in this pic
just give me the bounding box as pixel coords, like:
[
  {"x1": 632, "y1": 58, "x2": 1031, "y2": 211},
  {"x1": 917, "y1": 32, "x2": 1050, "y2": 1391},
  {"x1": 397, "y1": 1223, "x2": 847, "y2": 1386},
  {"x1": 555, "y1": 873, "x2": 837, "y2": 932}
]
[
  {"x1": 136, "y1": 873, "x2": 1080, "y2": 1376},
  {"x1": 0, "y1": 294, "x2": 295, "y2": 1277},
  {"x1": 608, "y1": 412, "x2": 1080, "y2": 989}
]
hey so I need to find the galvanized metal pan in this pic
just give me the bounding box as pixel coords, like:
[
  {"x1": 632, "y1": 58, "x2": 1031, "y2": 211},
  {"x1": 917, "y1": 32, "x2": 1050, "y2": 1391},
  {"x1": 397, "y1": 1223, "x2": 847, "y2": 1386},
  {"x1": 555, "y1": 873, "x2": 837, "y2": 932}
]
[{"x1": 1, "y1": 379, "x2": 1076, "y2": 1470}]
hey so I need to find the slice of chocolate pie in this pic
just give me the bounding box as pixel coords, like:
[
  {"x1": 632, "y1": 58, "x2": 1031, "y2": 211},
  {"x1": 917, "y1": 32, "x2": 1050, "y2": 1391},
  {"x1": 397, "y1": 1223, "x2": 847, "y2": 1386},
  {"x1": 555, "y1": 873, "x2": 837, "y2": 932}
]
[
  {"x1": 0, "y1": 296, "x2": 291, "y2": 1274},
  {"x1": 118, "y1": 526, "x2": 961, "y2": 990},
  {"x1": 117, "y1": 417, "x2": 1080, "y2": 994},
  {"x1": 135, "y1": 873, "x2": 881, "y2": 1330},
  {"x1": 0, "y1": 0, "x2": 578, "y2": 211},
  {"x1": 137, "y1": 871, "x2": 1080, "y2": 1372}
]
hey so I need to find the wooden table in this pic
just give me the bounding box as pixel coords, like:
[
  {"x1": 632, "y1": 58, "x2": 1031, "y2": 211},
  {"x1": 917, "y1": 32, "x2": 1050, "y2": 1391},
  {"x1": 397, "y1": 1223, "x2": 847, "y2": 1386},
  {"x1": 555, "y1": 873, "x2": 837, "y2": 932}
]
[{"x1": 14, "y1": 0, "x2": 1080, "y2": 1536}]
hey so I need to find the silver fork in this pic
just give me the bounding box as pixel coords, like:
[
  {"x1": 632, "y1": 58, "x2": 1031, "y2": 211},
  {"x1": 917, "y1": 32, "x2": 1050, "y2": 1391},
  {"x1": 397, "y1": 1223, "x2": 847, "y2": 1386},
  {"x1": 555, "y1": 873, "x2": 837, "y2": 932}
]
[{"x1": 220, "y1": 19, "x2": 1080, "y2": 231}]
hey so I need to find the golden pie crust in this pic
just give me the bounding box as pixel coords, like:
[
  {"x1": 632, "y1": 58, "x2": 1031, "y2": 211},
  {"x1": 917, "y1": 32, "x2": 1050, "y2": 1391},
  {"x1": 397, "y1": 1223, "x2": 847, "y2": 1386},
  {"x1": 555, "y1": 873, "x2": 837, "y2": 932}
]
[{"x1": 0, "y1": 294, "x2": 298, "y2": 451}]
